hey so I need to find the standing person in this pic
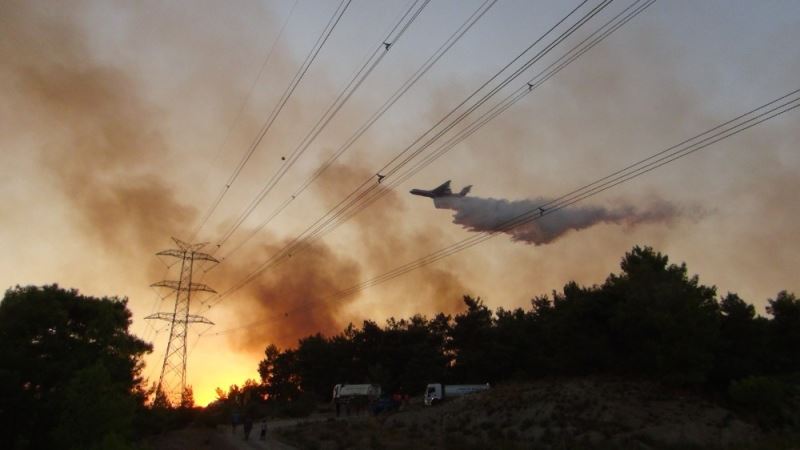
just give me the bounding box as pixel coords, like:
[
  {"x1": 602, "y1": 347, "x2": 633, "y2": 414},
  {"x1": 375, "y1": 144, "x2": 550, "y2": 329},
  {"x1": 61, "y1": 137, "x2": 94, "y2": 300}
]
[
  {"x1": 333, "y1": 384, "x2": 341, "y2": 418},
  {"x1": 243, "y1": 414, "x2": 253, "y2": 441},
  {"x1": 259, "y1": 418, "x2": 268, "y2": 441},
  {"x1": 231, "y1": 410, "x2": 240, "y2": 434}
]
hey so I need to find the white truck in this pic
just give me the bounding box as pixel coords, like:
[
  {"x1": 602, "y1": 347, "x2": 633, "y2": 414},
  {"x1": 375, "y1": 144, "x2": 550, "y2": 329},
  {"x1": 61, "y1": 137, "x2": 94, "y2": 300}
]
[
  {"x1": 424, "y1": 383, "x2": 490, "y2": 406},
  {"x1": 332, "y1": 384, "x2": 381, "y2": 416},
  {"x1": 332, "y1": 383, "x2": 381, "y2": 399}
]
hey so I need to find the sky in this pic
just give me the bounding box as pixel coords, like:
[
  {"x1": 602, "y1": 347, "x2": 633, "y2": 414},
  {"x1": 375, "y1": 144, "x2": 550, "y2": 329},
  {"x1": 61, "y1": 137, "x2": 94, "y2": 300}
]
[{"x1": 1, "y1": 0, "x2": 798, "y2": 406}]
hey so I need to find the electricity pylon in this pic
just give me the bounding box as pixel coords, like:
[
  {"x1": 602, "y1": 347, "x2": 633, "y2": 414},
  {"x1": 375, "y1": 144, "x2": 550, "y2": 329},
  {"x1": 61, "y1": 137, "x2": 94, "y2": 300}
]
[{"x1": 146, "y1": 237, "x2": 218, "y2": 406}]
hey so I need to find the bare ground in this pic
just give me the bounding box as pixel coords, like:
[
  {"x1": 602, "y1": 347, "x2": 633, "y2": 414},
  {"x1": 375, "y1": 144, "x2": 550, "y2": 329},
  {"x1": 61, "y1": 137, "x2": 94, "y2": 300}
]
[{"x1": 144, "y1": 426, "x2": 240, "y2": 450}]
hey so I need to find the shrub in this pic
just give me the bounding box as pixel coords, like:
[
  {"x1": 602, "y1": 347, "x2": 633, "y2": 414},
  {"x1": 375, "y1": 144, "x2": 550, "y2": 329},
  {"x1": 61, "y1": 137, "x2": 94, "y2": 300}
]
[{"x1": 729, "y1": 376, "x2": 797, "y2": 428}]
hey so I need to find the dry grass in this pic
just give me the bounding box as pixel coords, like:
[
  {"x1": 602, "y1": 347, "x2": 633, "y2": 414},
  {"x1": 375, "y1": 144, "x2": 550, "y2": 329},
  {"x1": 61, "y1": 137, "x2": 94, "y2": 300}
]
[{"x1": 275, "y1": 378, "x2": 798, "y2": 449}]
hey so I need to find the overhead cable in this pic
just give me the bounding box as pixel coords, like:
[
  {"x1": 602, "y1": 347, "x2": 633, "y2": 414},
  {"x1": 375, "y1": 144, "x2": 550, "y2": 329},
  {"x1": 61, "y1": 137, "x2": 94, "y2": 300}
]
[
  {"x1": 190, "y1": 0, "x2": 353, "y2": 240},
  {"x1": 213, "y1": 0, "x2": 499, "y2": 264},
  {"x1": 206, "y1": 87, "x2": 800, "y2": 336},
  {"x1": 203, "y1": 0, "x2": 611, "y2": 308}
]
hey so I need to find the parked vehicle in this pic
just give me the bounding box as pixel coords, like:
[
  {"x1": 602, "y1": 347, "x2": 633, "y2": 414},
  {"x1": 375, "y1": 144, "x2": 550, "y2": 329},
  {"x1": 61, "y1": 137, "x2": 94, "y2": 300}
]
[
  {"x1": 332, "y1": 384, "x2": 382, "y2": 399},
  {"x1": 424, "y1": 383, "x2": 490, "y2": 406},
  {"x1": 371, "y1": 395, "x2": 400, "y2": 415},
  {"x1": 332, "y1": 384, "x2": 381, "y2": 416}
]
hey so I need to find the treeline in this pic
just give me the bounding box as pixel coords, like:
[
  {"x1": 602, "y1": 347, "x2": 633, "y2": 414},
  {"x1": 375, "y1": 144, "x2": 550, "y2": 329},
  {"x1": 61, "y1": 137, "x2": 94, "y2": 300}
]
[{"x1": 255, "y1": 246, "x2": 799, "y2": 410}]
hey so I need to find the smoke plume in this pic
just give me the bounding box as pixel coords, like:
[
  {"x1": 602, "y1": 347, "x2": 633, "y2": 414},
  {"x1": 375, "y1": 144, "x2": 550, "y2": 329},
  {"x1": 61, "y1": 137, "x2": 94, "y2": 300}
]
[
  {"x1": 0, "y1": 0, "x2": 375, "y2": 352},
  {"x1": 437, "y1": 194, "x2": 679, "y2": 245},
  {"x1": 1, "y1": 0, "x2": 197, "y2": 259},
  {"x1": 313, "y1": 163, "x2": 469, "y2": 315},
  {"x1": 212, "y1": 238, "x2": 360, "y2": 352}
]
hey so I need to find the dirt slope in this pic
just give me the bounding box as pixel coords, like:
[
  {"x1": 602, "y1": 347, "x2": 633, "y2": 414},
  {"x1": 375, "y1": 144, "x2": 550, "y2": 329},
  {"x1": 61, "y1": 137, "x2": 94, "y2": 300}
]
[{"x1": 276, "y1": 378, "x2": 787, "y2": 449}]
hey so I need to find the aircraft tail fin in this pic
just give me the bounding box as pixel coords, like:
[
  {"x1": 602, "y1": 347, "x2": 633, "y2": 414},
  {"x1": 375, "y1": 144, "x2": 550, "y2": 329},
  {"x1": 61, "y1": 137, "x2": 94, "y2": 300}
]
[{"x1": 459, "y1": 185, "x2": 472, "y2": 196}]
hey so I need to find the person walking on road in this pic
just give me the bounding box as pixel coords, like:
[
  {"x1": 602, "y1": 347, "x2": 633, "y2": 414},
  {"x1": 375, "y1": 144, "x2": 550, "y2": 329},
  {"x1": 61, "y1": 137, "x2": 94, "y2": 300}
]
[
  {"x1": 259, "y1": 418, "x2": 268, "y2": 441},
  {"x1": 243, "y1": 414, "x2": 253, "y2": 441},
  {"x1": 231, "y1": 410, "x2": 240, "y2": 434}
]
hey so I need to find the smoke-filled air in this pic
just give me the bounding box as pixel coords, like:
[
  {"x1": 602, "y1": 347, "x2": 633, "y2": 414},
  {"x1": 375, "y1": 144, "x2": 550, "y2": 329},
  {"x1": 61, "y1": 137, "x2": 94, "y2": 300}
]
[{"x1": 1, "y1": 2, "x2": 799, "y2": 438}]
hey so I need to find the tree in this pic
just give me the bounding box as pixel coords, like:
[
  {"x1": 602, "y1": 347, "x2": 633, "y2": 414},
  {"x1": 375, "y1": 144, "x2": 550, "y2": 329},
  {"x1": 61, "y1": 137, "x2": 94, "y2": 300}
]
[
  {"x1": 545, "y1": 282, "x2": 615, "y2": 375},
  {"x1": 215, "y1": 386, "x2": 228, "y2": 402},
  {"x1": 259, "y1": 344, "x2": 301, "y2": 401},
  {"x1": 711, "y1": 293, "x2": 768, "y2": 384},
  {"x1": 0, "y1": 284, "x2": 151, "y2": 449},
  {"x1": 766, "y1": 291, "x2": 800, "y2": 373},
  {"x1": 604, "y1": 246, "x2": 720, "y2": 384},
  {"x1": 448, "y1": 296, "x2": 504, "y2": 382},
  {"x1": 53, "y1": 362, "x2": 136, "y2": 450},
  {"x1": 181, "y1": 385, "x2": 195, "y2": 409}
]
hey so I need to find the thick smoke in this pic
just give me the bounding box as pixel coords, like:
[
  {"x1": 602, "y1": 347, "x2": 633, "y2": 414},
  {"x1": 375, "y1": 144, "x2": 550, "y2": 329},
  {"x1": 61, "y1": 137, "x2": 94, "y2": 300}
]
[
  {"x1": 214, "y1": 238, "x2": 361, "y2": 352},
  {"x1": 214, "y1": 163, "x2": 470, "y2": 353},
  {"x1": 437, "y1": 195, "x2": 679, "y2": 245},
  {"x1": 314, "y1": 164, "x2": 469, "y2": 315},
  {"x1": 1, "y1": 0, "x2": 196, "y2": 258},
  {"x1": 0, "y1": 1, "x2": 372, "y2": 352}
]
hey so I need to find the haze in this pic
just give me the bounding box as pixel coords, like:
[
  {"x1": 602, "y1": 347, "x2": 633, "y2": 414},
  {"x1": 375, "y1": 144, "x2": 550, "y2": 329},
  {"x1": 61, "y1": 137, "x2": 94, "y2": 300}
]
[{"x1": 1, "y1": 0, "x2": 798, "y2": 405}]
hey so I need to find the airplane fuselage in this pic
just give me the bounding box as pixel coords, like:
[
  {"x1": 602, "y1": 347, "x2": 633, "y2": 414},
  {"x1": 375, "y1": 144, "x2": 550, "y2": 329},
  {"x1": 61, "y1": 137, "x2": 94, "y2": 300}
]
[
  {"x1": 409, "y1": 188, "x2": 437, "y2": 198},
  {"x1": 409, "y1": 180, "x2": 472, "y2": 209}
]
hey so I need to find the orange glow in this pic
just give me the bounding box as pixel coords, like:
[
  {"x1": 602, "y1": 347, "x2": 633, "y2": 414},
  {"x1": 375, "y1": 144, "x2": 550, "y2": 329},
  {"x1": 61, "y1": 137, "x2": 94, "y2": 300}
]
[{"x1": 189, "y1": 345, "x2": 261, "y2": 407}]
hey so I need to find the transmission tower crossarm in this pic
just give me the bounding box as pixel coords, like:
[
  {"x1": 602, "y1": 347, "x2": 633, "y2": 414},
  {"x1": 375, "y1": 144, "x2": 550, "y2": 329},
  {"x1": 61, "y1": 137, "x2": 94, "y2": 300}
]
[
  {"x1": 145, "y1": 312, "x2": 215, "y2": 325},
  {"x1": 156, "y1": 249, "x2": 185, "y2": 259},
  {"x1": 150, "y1": 280, "x2": 217, "y2": 293},
  {"x1": 156, "y1": 249, "x2": 219, "y2": 264},
  {"x1": 191, "y1": 252, "x2": 220, "y2": 264}
]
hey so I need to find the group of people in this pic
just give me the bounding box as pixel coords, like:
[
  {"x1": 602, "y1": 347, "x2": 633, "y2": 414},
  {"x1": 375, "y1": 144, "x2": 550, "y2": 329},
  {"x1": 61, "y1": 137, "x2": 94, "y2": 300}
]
[{"x1": 231, "y1": 411, "x2": 268, "y2": 442}]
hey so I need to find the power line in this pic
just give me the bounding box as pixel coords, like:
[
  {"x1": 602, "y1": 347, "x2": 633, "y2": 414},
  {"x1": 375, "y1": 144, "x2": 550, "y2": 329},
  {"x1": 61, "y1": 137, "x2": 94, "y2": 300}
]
[
  {"x1": 205, "y1": 87, "x2": 800, "y2": 337},
  {"x1": 190, "y1": 0, "x2": 300, "y2": 243},
  {"x1": 310, "y1": 0, "x2": 657, "y2": 240},
  {"x1": 190, "y1": 0, "x2": 353, "y2": 240},
  {"x1": 203, "y1": 0, "x2": 611, "y2": 306},
  {"x1": 283, "y1": 0, "x2": 610, "y2": 249},
  {"x1": 213, "y1": 0, "x2": 499, "y2": 265},
  {"x1": 202, "y1": 0, "x2": 612, "y2": 308},
  {"x1": 212, "y1": 0, "x2": 431, "y2": 251},
  {"x1": 332, "y1": 92, "x2": 800, "y2": 298},
  {"x1": 203, "y1": 0, "x2": 647, "y2": 315},
  {"x1": 240, "y1": 0, "x2": 607, "y2": 278}
]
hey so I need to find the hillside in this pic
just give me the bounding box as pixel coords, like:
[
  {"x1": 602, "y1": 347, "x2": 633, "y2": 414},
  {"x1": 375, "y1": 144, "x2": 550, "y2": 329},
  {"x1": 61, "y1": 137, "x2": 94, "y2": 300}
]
[{"x1": 276, "y1": 378, "x2": 795, "y2": 449}]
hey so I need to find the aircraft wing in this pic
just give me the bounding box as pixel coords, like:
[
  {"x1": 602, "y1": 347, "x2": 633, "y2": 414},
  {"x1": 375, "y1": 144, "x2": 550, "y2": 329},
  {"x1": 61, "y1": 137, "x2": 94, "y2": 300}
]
[{"x1": 431, "y1": 180, "x2": 452, "y2": 196}]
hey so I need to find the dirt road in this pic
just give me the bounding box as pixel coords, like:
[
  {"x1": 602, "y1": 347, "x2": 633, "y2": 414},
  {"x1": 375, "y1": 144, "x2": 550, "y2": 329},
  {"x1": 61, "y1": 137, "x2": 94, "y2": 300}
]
[{"x1": 218, "y1": 415, "x2": 333, "y2": 450}]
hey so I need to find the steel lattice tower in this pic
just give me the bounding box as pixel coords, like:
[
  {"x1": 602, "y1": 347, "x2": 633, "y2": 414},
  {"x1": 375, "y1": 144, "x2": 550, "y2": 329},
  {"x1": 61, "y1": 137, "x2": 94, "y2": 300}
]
[{"x1": 146, "y1": 238, "x2": 218, "y2": 406}]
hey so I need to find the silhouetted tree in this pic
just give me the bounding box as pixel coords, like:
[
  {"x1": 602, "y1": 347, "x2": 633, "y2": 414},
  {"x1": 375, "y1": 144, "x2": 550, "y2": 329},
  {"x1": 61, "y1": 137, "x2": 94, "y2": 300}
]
[
  {"x1": 295, "y1": 333, "x2": 344, "y2": 400},
  {"x1": 448, "y1": 296, "x2": 506, "y2": 382},
  {"x1": 266, "y1": 349, "x2": 301, "y2": 401},
  {"x1": 0, "y1": 284, "x2": 151, "y2": 449},
  {"x1": 53, "y1": 362, "x2": 136, "y2": 450},
  {"x1": 545, "y1": 282, "x2": 615, "y2": 375},
  {"x1": 604, "y1": 246, "x2": 720, "y2": 384},
  {"x1": 711, "y1": 293, "x2": 769, "y2": 384},
  {"x1": 766, "y1": 291, "x2": 800, "y2": 373},
  {"x1": 180, "y1": 385, "x2": 195, "y2": 409}
]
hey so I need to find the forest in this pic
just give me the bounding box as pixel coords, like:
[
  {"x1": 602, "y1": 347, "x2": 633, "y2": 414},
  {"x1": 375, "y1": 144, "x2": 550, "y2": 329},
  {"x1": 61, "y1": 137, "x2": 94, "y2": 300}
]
[{"x1": 244, "y1": 246, "x2": 799, "y2": 421}]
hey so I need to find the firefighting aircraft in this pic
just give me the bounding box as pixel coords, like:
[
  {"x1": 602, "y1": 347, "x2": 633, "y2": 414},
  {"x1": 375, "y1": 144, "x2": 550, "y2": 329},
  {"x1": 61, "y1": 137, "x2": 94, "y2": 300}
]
[{"x1": 410, "y1": 180, "x2": 471, "y2": 208}]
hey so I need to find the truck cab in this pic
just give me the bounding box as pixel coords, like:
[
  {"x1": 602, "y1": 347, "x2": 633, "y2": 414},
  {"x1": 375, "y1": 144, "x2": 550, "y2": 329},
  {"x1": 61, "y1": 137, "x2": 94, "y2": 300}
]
[
  {"x1": 425, "y1": 384, "x2": 443, "y2": 405},
  {"x1": 424, "y1": 383, "x2": 490, "y2": 406}
]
